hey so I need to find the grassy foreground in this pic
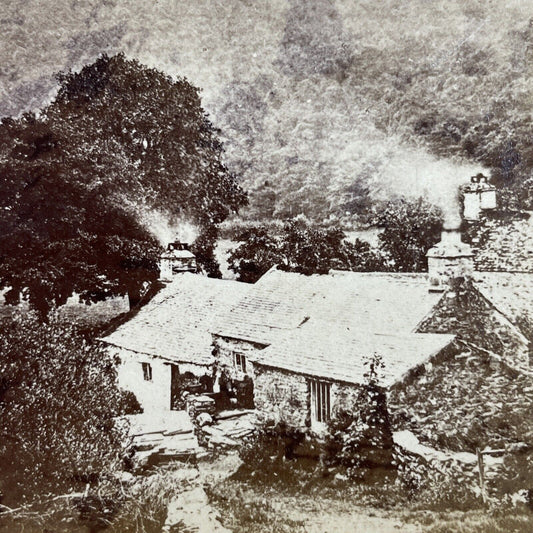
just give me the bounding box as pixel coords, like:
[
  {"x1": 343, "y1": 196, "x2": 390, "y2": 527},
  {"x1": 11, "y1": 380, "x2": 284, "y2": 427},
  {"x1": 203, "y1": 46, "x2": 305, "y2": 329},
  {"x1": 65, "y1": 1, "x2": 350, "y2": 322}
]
[{"x1": 207, "y1": 473, "x2": 533, "y2": 533}]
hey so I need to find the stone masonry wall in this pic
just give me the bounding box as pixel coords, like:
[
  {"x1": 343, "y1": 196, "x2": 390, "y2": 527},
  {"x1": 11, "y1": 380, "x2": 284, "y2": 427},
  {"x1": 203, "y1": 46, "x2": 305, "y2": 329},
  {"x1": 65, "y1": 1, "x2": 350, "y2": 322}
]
[
  {"x1": 213, "y1": 335, "x2": 378, "y2": 432},
  {"x1": 212, "y1": 335, "x2": 265, "y2": 382},
  {"x1": 330, "y1": 382, "x2": 362, "y2": 419},
  {"x1": 466, "y1": 212, "x2": 533, "y2": 273},
  {"x1": 390, "y1": 348, "x2": 533, "y2": 452},
  {"x1": 253, "y1": 365, "x2": 310, "y2": 428},
  {"x1": 253, "y1": 365, "x2": 364, "y2": 432}
]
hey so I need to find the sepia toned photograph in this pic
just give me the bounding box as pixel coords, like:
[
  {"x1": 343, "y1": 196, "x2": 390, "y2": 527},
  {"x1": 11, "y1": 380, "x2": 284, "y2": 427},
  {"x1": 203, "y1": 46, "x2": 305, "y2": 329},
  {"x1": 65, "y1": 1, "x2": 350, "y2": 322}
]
[{"x1": 0, "y1": 1, "x2": 532, "y2": 531}]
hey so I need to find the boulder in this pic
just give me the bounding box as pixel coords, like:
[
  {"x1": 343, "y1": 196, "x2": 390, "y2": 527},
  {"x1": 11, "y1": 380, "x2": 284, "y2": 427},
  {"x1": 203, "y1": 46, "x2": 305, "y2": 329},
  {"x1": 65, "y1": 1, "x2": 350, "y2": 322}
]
[{"x1": 197, "y1": 412, "x2": 213, "y2": 427}]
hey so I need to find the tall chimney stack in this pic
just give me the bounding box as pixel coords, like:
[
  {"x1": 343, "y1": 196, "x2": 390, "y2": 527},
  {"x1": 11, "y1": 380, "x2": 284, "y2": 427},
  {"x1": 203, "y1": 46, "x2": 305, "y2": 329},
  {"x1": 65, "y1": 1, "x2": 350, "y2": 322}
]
[
  {"x1": 427, "y1": 227, "x2": 474, "y2": 292},
  {"x1": 159, "y1": 242, "x2": 197, "y2": 282},
  {"x1": 461, "y1": 173, "x2": 497, "y2": 221}
]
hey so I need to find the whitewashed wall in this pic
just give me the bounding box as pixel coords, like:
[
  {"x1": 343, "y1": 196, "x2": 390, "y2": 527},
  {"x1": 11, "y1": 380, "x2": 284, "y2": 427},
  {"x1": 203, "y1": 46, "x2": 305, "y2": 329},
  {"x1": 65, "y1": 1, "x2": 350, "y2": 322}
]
[{"x1": 108, "y1": 346, "x2": 211, "y2": 412}]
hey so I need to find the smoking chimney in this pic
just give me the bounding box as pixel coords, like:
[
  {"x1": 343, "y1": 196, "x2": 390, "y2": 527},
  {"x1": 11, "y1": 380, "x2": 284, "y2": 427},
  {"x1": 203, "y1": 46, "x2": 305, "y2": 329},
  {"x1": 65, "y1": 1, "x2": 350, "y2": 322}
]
[
  {"x1": 159, "y1": 242, "x2": 197, "y2": 281},
  {"x1": 427, "y1": 227, "x2": 474, "y2": 292},
  {"x1": 461, "y1": 174, "x2": 497, "y2": 221}
]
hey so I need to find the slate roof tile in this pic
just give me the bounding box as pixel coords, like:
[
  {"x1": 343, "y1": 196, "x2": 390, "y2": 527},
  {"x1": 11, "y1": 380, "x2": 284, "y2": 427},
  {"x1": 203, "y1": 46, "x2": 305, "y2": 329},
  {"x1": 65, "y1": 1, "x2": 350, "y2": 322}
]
[
  {"x1": 251, "y1": 319, "x2": 455, "y2": 387},
  {"x1": 211, "y1": 269, "x2": 444, "y2": 345},
  {"x1": 103, "y1": 274, "x2": 250, "y2": 364}
]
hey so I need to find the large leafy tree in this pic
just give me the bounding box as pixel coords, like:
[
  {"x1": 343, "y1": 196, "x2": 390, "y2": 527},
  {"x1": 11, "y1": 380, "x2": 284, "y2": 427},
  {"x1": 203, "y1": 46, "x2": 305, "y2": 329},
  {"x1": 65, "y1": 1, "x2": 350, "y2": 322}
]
[
  {"x1": 44, "y1": 54, "x2": 246, "y2": 228},
  {"x1": 0, "y1": 314, "x2": 127, "y2": 505},
  {"x1": 0, "y1": 112, "x2": 162, "y2": 316},
  {"x1": 0, "y1": 54, "x2": 246, "y2": 316},
  {"x1": 376, "y1": 198, "x2": 443, "y2": 272}
]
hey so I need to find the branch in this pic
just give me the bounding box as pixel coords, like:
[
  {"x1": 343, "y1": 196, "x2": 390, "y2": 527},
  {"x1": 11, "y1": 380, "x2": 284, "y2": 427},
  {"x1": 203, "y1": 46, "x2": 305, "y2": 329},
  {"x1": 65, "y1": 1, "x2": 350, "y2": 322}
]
[{"x1": 0, "y1": 492, "x2": 86, "y2": 516}]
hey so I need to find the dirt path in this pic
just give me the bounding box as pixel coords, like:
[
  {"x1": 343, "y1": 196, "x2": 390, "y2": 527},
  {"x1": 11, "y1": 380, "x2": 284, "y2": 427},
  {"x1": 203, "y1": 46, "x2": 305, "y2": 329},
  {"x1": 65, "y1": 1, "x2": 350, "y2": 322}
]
[
  {"x1": 163, "y1": 453, "x2": 424, "y2": 533},
  {"x1": 163, "y1": 485, "x2": 231, "y2": 533},
  {"x1": 163, "y1": 453, "x2": 242, "y2": 533}
]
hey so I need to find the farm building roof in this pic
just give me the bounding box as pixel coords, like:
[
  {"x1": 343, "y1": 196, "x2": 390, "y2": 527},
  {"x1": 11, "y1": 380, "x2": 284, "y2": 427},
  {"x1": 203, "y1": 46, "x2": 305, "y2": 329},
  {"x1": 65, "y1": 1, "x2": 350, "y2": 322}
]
[
  {"x1": 472, "y1": 213, "x2": 533, "y2": 273},
  {"x1": 102, "y1": 273, "x2": 250, "y2": 365},
  {"x1": 474, "y1": 272, "x2": 533, "y2": 327},
  {"x1": 251, "y1": 319, "x2": 455, "y2": 387},
  {"x1": 211, "y1": 268, "x2": 444, "y2": 346}
]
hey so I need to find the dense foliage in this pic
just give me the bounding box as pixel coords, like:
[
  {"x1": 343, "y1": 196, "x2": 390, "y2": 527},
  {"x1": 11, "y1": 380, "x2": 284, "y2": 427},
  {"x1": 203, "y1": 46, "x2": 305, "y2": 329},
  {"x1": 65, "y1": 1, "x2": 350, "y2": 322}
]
[
  {"x1": 375, "y1": 198, "x2": 443, "y2": 272},
  {"x1": 325, "y1": 354, "x2": 394, "y2": 478},
  {"x1": 0, "y1": 54, "x2": 246, "y2": 315},
  {"x1": 228, "y1": 199, "x2": 443, "y2": 282},
  {"x1": 207, "y1": 1, "x2": 533, "y2": 221},
  {"x1": 2, "y1": 2, "x2": 533, "y2": 222},
  {"x1": 0, "y1": 314, "x2": 126, "y2": 505},
  {"x1": 228, "y1": 217, "x2": 386, "y2": 283}
]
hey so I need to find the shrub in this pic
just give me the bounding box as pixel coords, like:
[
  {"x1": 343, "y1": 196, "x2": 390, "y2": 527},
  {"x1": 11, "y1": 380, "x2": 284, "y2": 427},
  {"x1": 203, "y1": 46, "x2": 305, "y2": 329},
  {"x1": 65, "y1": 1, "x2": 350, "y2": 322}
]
[
  {"x1": 237, "y1": 422, "x2": 310, "y2": 485},
  {"x1": 0, "y1": 314, "x2": 126, "y2": 505},
  {"x1": 325, "y1": 354, "x2": 394, "y2": 478}
]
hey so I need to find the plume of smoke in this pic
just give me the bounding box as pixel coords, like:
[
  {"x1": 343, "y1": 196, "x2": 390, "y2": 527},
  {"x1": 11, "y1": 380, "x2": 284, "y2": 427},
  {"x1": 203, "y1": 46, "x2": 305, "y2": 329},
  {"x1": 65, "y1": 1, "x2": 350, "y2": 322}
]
[
  {"x1": 369, "y1": 145, "x2": 487, "y2": 229},
  {"x1": 121, "y1": 197, "x2": 199, "y2": 247},
  {"x1": 139, "y1": 209, "x2": 199, "y2": 246}
]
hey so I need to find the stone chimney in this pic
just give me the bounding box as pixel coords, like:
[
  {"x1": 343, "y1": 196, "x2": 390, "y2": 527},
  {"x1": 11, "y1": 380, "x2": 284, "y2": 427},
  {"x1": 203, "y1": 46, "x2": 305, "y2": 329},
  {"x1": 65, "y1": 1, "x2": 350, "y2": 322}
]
[
  {"x1": 461, "y1": 173, "x2": 497, "y2": 221},
  {"x1": 159, "y1": 242, "x2": 197, "y2": 282},
  {"x1": 427, "y1": 228, "x2": 474, "y2": 292}
]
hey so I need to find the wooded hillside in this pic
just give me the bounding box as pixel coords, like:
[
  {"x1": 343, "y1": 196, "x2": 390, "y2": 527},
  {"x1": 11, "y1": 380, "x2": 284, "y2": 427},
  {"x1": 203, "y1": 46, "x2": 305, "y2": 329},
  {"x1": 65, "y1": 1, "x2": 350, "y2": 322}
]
[{"x1": 1, "y1": 0, "x2": 530, "y2": 222}]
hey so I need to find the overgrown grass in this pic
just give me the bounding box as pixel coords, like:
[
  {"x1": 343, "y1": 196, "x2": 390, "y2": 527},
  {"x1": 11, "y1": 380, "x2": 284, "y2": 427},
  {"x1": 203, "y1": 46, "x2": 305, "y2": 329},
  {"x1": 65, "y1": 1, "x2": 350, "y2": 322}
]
[{"x1": 426, "y1": 511, "x2": 533, "y2": 533}]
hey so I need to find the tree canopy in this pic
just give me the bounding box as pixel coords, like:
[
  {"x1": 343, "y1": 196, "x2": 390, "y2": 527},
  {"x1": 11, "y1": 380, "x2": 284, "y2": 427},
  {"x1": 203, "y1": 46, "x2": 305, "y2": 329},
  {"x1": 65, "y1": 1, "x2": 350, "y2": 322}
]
[
  {"x1": 376, "y1": 198, "x2": 443, "y2": 272},
  {"x1": 228, "y1": 199, "x2": 443, "y2": 282},
  {"x1": 228, "y1": 217, "x2": 386, "y2": 283},
  {"x1": 0, "y1": 54, "x2": 247, "y2": 316}
]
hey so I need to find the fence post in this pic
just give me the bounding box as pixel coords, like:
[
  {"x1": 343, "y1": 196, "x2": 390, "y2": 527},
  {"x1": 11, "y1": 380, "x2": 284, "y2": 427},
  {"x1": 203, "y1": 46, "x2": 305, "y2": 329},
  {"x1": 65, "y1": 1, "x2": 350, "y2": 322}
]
[{"x1": 476, "y1": 448, "x2": 487, "y2": 503}]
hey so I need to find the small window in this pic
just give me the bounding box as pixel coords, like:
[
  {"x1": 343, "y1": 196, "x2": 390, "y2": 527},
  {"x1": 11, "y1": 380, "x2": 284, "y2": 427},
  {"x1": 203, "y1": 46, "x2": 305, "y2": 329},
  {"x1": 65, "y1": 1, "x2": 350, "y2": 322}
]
[
  {"x1": 310, "y1": 379, "x2": 331, "y2": 424},
  {"x1": 234, "y1": 353, "x2": 247, "y2": 374},
  {"x1": 142, "y1": 362, "x2": 153, "y2": 382}
]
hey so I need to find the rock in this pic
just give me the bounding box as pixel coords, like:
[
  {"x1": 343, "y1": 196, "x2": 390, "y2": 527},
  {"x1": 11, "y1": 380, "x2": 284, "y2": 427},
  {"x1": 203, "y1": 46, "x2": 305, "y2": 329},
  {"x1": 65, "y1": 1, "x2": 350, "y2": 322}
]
[
  {"x1": 118, "y1": 471, "x2": 135, "y2": 484},
  {"x1": 197, "y1": 412, "x2": 213, "y2": 427},
  {"x1": 507, "y1": 442, "x2": 530, "y2": 453}
]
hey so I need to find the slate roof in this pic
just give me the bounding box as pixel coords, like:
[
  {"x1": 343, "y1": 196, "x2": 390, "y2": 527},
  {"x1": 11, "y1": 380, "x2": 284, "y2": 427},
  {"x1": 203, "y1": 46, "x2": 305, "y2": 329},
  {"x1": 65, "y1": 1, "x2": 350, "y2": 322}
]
[
  {"x1": 212, "y1": 269, "x2": 444, "y2": 345},
  {"x1": 102, "y1": 274, "x2": 250, "y2": 365},
  {"x1": 251, "y1": 319, "x2": 455, "y2": 387},
  {"x1": 212, "y1": 268, "x2": 455, "y2": 386},
  {"x1": 474, "y1": 272, "x2": 533, "y2": 325},
  {"x1": 472, "y1": 213, "x2": 533, "y2": 273}
]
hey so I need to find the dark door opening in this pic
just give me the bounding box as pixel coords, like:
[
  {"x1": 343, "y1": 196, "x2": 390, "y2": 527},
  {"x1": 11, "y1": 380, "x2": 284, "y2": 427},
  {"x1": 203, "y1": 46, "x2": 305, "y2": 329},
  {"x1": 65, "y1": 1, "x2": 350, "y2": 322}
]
[{"x1": 170, "y1": 364, "x2": 180, "y2": 410}]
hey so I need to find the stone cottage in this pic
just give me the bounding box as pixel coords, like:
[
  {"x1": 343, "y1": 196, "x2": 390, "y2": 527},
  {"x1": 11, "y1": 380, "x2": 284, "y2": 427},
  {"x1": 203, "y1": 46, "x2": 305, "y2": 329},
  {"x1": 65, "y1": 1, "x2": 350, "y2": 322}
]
[
  {"x1": 102, "y1": 264, "x2": 249, "y2": 412},
  {"x1": 211, "y1": 269, "x2": 460, "y2": 432},
  {"x1": 211, "y1": 178, "x2": 533, "y2": 431},
  {"x1": 101, "y1": 177, "x2": 532, "y2": 426}
]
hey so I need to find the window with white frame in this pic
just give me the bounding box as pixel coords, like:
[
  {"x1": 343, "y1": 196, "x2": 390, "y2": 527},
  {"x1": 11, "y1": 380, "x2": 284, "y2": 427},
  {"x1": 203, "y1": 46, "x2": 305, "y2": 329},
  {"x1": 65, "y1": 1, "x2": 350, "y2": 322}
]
[
  {"x1": 233, "y1": 352, "x2": 247, "y2": 374},
  {"x1": 310, "y1": 379, "x2": 331, "y2": 424},
  {"x1": 141, "y1": 362, "x2": 153, "y2": 382}
]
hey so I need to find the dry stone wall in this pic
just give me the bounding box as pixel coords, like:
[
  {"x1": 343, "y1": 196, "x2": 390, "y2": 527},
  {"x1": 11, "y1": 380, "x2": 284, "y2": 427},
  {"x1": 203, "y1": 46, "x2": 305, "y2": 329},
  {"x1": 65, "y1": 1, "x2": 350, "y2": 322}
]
[{"x1": 389, "y1": 349, "x2": 533, "y2": 453}]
